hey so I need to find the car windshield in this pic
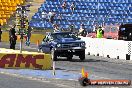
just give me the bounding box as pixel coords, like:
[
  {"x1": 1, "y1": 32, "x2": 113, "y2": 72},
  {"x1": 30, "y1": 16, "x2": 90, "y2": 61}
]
[{"x1": 51, "y1": 33, "x2": 78, "y2": 39}]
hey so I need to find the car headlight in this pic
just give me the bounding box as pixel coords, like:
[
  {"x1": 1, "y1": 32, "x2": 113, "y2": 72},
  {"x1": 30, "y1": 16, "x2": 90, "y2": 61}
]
[
  {"x1": 81, "y1": 42, "x2": 85, "y2": 47},
  {"x1": 57, "y1": 44, "x2": 61, "y2": 48}
]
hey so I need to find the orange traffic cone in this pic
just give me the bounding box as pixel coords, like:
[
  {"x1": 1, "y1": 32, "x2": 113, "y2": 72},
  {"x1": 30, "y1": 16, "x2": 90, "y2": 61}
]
[
  {"x1": 81, "y1": 67, "x2": 85, "y2": 77},
  {"x1": 37, "y1": 40, "x2": 39, "y2": 46},
  {"x1": 81, "y1": 67, "x2": 89, "y2": 78},
  {"x1": 85, "y1": 72, "x2": 89, "y2": 78}
]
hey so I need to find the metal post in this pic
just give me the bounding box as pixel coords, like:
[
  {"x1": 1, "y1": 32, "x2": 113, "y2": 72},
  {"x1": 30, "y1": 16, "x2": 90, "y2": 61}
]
[
  {"x1": 20, "y1": 32, "x2": 22, "y2": 53},
  {"x1": 53, "y1": 61, "x2": 56, "y2": 76},
  {"x1": 16, "y1": 5, "x2": 30, "y2": 53},
  {"x1": 20, "y1": 31, "x2": 23, "y2": 53},
  {"x1": 20, "y1": 38, "x2": 22, "y2": 53}
]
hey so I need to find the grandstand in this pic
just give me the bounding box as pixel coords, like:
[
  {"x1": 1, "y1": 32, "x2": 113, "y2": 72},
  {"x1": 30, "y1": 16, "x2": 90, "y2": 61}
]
[{"x1": 29, "y1": 0, "x2": 132, "y2": 32}]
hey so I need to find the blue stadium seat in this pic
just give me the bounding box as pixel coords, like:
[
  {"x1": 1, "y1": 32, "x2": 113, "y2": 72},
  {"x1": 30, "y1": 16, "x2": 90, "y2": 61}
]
[
  {"x1": 30, "y1": 0, "x2": 132, "y2": 31},
  {"x1": 32, "y1": 15, "x2": 37, "y2": 19}
]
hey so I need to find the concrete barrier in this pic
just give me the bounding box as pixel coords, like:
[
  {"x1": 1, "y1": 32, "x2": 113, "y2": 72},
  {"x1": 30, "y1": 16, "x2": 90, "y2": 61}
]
[
  {"x1": 0, "y1": 48, "x2": 52, "y2": 70},
  {"x1": 80, "y1": 36, "x2": 131, "y2": 60},
  {"x1": 2, "y1": 32, "x2": 44, "y2": 44}
]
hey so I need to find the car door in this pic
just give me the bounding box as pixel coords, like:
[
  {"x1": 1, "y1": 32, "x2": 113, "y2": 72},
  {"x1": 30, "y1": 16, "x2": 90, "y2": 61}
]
[{"x1": 41, "y1": 35, "x2": 51, "y2": 53}]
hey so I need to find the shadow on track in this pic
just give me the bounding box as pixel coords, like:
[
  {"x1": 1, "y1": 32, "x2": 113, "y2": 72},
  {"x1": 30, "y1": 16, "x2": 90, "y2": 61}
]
[
  {"x1": 56, "y1": 57, "x2": 108, "y2": 62},
  {"x1": 70, "y1": 59, "x2": 108, "y2": 62}
]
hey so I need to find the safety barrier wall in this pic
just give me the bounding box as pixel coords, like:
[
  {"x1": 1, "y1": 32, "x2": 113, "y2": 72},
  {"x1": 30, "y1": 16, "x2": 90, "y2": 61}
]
[
  {"x1": 2, "y1": 32, "x2": 44, "y2": 44},
  {"x1": 80, "y1": 37, "x2": 131, "y2": 60},
  {"x1": 0, "y1": 49, "x2": 52, "y2": 70}
]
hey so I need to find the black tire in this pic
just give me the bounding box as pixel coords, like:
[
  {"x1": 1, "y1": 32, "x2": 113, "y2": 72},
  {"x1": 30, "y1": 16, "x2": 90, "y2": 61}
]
[
  {"x1": 51, "y1": 49, "x2": 57, "y2": 61},
  {"x1": 40, "y1": 49, "x2": 43, "y2": 53},
  {"x1": 79, "y1": 77, "x2": 91, "y2": 86},
  {"x1": 38, "y1": 46, "x2": 43, "y2": 53},
  {"x1": 79, "y1": 50, "x2": 85, "y2": 61},
  {"x1": 67, "y1": 54, "x2": 73, "y2": 61},
  {"x1": 37, "y1": 48, "x2": 40, "y2": 52}
]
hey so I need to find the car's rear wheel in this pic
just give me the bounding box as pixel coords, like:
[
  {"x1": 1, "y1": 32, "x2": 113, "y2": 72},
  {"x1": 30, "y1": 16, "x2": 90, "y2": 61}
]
[
  {"x1": 38, "y1": 48, "x2": 43, "y2": 53},
  {"x1": 40, "y1": 49, "x2": 43, "y2": 53},
  {"x1": 51, "y1": 49, "x2": 57, "y2": 61},
  {"x1": 37, "y1": 48, "x2": 40, "y2": 52}
]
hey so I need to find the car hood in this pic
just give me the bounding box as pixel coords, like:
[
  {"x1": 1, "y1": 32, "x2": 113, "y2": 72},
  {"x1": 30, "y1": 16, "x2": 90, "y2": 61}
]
[{"x1": 55, "y1": 38, "x2": 84, "y2": 43}]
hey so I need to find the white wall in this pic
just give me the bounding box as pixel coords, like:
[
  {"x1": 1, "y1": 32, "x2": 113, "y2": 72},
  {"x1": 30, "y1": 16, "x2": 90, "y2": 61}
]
[{"x1": 80, "y1": 36, "x2": 131, "y2": 60}]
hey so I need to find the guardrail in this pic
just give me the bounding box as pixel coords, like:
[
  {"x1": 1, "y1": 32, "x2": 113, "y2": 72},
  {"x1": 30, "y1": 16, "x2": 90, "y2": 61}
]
[{"x1": 80, "y1": 37, "x2": 131, "y2": 60}]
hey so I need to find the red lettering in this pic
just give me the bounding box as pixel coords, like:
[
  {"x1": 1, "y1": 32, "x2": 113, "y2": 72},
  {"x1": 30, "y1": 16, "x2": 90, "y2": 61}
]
[
  {"x1": 15, "y1": 54, "x2": 44, "y2": 69},
  {"x1": 33, "y1": 55, "x2": 44, "y2": 69},
  {"x1": 0, "y1": 54, "x2": 16, "y2": 68},
  {"x1": 15, "y1": 54, "x2": 32, "y2": 68}
]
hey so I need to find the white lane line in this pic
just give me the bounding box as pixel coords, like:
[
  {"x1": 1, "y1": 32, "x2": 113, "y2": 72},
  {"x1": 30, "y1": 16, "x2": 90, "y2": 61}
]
[
  {"x1": 54, "y1": 78, "x2": 77, "y2": 81},
  {"x1": 91, "y1": 75, "x2": 111, "y2": 79},
  {"x1": 56, "y1": 84, "x2": 72, "y2": 88}
]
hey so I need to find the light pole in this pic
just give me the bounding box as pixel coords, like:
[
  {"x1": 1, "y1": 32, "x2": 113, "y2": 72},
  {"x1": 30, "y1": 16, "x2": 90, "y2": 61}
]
[{"x1": 16, "y1": 5, "x2": 30, "y2": 53}]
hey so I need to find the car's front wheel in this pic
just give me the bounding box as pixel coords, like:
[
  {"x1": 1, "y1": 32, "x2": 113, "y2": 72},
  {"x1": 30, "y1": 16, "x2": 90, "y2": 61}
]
[
  {"x1": 51, "y1": 49, "x2": 57, "y2": 61},
  {"x1": 79, "y1": 50, "x2": 85, "y2": 61},
  {"x1": 67, "y1": 54, "x2": 73, "y2": 61}
]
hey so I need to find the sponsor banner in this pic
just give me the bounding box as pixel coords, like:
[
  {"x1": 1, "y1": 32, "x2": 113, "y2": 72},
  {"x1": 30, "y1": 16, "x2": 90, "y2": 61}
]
[
  {"x1": 90, "y1": 79, "x2": 131, "y2": 85},
  {"x1": 79, "y1": 77, "x2": 131, "y2": 86},
  {"x1": 0, "y1": 54, "x2": 52, "y2": 70},
  {"x1": 79, "y1": 67, "x2": 131, "y2": 86}
]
